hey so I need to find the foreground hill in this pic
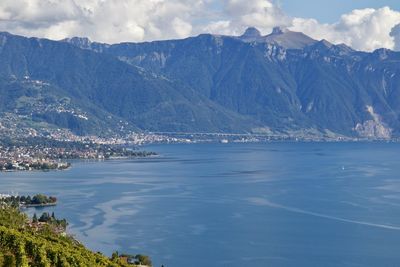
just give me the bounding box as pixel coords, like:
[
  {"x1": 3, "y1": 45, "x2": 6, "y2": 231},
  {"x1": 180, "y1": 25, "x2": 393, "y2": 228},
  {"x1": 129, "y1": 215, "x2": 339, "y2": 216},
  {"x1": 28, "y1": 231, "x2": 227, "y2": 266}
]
[
  {"x1": 1, "y1": 27, "x2": 400, "y2": 139},
  {"x1": 0, "y1": 206, "x2": 133, "y2": 267}
]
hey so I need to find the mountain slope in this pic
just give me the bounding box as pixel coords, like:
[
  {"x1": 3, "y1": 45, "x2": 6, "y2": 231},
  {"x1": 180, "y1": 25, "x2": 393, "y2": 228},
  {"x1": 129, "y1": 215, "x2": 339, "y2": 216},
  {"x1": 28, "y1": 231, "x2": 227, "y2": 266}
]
[
  {"x1": 1, "y1": 28, "x2": 400, "y2": 138},
  {"x1": 65, "y1": 27, "x2": 400, "y2": 138},
  {"x1": 0, "y1": 32, "x2": 260, "y2": 135}
]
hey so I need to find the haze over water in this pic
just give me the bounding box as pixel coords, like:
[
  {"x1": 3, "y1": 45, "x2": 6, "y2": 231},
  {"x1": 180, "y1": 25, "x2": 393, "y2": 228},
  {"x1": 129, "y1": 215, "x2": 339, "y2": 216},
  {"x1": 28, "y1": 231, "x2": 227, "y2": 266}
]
[{"x1": 1, "y1": 142, "x2": 400, "y2": 266}]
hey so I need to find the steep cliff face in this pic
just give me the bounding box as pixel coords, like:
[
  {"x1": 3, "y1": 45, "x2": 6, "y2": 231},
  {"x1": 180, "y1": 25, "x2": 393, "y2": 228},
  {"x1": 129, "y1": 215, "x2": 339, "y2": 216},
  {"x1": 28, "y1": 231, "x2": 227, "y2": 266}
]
[{"x1": 355, "y1": 106, "x2": 392, "y2": 139}]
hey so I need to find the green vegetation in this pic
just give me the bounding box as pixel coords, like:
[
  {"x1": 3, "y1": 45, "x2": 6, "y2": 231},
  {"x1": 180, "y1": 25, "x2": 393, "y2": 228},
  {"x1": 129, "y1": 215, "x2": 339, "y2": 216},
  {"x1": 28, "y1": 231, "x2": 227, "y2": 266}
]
[
  {"x1": 0, "y1": 206, "x2": 150, "y2": 266},
  {"x1": 1, "y1": 195, "x2": 57, "y2": 208},
  {"x1": 33, "y1": 212, "x2": 68, "y2": 230},
  {"x1": 30, "y1": 195, "x2": 57, "y2": 206},
  {"x1": 112, "y1": 252, "x2": 152, "y2": 266},
  {"x1": 0, "y1": 208, "x2": 27, "y2": 229}
]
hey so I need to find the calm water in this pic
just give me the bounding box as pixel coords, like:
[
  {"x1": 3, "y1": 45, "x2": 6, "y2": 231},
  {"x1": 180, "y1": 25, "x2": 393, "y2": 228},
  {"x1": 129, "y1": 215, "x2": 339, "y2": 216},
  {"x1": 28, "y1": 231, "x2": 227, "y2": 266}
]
[{"x1": 1, "y1": 142, "x2": 400, "y2": 266}]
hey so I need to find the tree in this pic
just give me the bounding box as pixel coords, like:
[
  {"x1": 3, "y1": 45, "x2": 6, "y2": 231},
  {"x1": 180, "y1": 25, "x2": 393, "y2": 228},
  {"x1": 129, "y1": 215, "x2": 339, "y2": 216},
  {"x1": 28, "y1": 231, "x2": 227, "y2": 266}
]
[
  {"x1": 32, "y1": 213, "x2": 38, "y2": 223},
  {"x1": 2, "y1": 254, "x2": 16, "y2": 267},
  {"x1": 135, "y1": 254, "x2": 152, "y2": 266},
  {"x1": 39, "y1": 213, "x2": 50, "y2": 223},
  {"x1": 32, "y1": 194, "x2": 48, "y2": 205},
  {"x1": 111, "y1": 251, "x2": 119, "y2": 261},
  {"x1": 5, "y1": 163, "x2": 13, "y2": 170}
]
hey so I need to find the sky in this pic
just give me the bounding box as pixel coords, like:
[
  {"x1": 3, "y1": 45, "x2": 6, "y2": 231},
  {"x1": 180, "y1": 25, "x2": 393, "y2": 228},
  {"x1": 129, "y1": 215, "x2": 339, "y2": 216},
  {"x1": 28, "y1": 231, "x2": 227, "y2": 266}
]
[
  {"x1": 0, "y1": 0, "x2": 400, "y2": 51},
  {"x1": 281, "y1": 0, "x2": 400, "y2": 23}
]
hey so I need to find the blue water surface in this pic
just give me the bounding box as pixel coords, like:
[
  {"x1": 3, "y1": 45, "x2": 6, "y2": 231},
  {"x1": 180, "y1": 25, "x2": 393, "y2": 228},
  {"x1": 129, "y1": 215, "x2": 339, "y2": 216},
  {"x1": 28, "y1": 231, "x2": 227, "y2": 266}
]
[{"x1": 1, "y1": 142, "x2": 400, "y2": 267}]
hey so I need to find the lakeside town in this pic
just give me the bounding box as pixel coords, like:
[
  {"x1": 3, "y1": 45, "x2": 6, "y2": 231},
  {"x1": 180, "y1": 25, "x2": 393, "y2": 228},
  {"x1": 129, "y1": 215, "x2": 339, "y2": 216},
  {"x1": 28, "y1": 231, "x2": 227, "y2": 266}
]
[
  {"x1": 0, "y1": 137, "x2": 158, "y2": 171},
  {"x1": 1, "y1": 123, "x2": 399, "y2": 172},
  {"x1": 2, "y1": 134, "x2": 399, "y2": 172}
]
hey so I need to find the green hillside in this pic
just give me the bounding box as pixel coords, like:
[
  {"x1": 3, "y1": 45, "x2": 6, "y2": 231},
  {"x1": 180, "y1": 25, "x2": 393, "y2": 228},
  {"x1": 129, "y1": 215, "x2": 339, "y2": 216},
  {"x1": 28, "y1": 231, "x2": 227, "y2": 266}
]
[{"x1": 0, "y1": 207, "x2": 138, "y2": 267}]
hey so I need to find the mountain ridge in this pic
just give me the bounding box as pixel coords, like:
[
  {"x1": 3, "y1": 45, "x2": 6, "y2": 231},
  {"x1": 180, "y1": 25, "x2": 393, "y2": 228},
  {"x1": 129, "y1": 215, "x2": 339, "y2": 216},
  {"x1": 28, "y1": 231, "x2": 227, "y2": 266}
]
[{"x1": 1, "y1": 28, "x2": 400, "y2": 139}]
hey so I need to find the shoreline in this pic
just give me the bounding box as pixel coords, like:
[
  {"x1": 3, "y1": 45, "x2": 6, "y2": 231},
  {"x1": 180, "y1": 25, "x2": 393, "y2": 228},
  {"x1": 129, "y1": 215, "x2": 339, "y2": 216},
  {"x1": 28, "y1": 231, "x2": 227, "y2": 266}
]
[
  {"x1": 20, "y1": 202, "x2": 57, "y2": 208},
  {"x1": 0, "y1": 154, "x2": 158, "y2": 173},
  {"x1": 0, "y1": 166, "x2": 72, "y2": 173}
]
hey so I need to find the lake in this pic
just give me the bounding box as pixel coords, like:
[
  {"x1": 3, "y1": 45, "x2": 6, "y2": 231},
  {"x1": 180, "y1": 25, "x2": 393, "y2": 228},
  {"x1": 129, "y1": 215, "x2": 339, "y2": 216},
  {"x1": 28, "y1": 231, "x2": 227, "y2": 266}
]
[{"x1": 1, "y1": 142, "x2": 400, "y2": 266}]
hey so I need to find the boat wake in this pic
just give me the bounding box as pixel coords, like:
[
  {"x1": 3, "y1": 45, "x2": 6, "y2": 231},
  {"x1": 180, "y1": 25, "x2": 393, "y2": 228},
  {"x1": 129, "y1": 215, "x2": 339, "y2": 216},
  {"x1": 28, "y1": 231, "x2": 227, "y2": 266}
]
[{"x1": 247, "y1": 197, "x2": 400, "y2": 231}]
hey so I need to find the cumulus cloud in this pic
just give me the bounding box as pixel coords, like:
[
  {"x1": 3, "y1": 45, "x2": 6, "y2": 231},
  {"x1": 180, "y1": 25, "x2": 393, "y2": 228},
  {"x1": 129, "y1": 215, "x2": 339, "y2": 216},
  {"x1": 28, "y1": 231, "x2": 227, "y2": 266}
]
[
  {"x1": 390, "y1": 24, "x2": 400, "y2": 51},
  {"x1": 218, "y1": 0, "x2": 290, "y2": 34},
  {"x1": 291, "y1": 7, "x2": 400, "y2": 51},
  {"x1": 0, "y1": 0, "x2": 289, "y2": 42},
  {"x1": 0, "y1": 0, "x2": 399, "y2": 51},
  {"x1": 0, "y1": 0, "x2": 199, "y2": 43}
]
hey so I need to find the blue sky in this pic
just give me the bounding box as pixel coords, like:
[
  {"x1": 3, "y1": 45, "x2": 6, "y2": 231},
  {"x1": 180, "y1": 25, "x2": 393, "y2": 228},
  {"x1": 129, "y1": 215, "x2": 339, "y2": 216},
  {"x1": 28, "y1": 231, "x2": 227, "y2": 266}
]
[{"x1": 281, "y1": 0, "x2": 400, "y2": 22}]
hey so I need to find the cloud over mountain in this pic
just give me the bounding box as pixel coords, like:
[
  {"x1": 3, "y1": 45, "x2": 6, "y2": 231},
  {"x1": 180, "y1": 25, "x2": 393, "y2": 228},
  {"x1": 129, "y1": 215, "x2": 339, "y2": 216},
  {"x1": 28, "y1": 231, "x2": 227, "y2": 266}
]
[
  {"x1": 291, "y1": 7, "x2": 400, "y2": 51},
  {"x1": 391, "y1": 23, "x2": 400, "y2": 51},
  {"x1": 0, "y1": 0, "x2": 399, "y2": 51},
  {"x1": 203, "y1": 0, "x2": 290, "y2": 35},
  {"x1": 0, "y1": 0, "x2": 197, "y2": 43}
]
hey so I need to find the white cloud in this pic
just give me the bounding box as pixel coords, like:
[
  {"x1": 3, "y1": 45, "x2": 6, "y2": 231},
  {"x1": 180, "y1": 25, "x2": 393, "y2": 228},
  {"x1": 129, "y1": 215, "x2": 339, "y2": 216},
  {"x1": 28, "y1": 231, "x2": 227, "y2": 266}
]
[
  {"x1": 390, "y1": 24, "x2": 400, "y2": 51},
  {"x1": 0, "y1": 0, "x2": 399, "y2": 51},
  {"x1": 172, "y1": 17, "x2": 193, "y2": 38},
  {"x1": 0, "y1": 0, "x2": 197, "y2": 43},
  {"x1": 0, "y1": 0, "x2": 289, "y2": 42},
  {"x1": 204, "y1": 0, "x2": 290, "y2": 36},
  {"x1": 291, "y1": 7, "x2": 400, "y2": 51}
]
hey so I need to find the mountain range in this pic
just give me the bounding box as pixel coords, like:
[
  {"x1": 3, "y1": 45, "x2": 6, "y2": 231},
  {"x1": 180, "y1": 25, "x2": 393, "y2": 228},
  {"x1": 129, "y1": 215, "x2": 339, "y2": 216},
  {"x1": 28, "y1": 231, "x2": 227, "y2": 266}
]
[{"x1": 1, "y1": 27, "x2": 400, "y2": 139}]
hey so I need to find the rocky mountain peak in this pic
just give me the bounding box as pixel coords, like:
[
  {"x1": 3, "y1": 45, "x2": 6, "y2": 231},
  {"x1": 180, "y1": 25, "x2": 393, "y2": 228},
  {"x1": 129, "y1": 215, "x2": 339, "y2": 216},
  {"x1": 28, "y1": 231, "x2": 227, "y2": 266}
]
[
  {"x1": 62, "y1": 37, "x2": 92, "y2": 49},
  {"x1": 239, "y1": 27, "x2": 263, "y2": 42},
  {"x1": 264, "y1": 27, "x2": 317, "y2": 50},
  {"x1": 271, "y1": 26, "x2": 286, "y2": 35},
  {"x1": 241, "y1": 27, "x2": 262, "y2": 39}
]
